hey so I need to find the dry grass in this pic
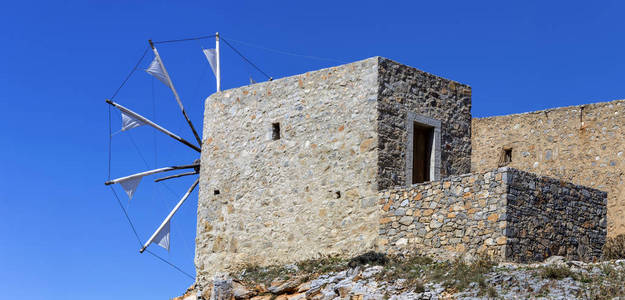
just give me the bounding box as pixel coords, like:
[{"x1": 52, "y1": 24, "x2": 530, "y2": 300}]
[
  {"x1": 436, "y1": 256, "x2": 495, "y2": 292},
  {"x1": 586, "y1": 264, "x2": 625, "y2": 299},
  {"x1": 233, "y1": 252, "x2": 625, "y2": 299},
  {"x1": 348, "y1": 251, "x2": 389, "y2": 267},
  {"x1": 375, "y1": 254, "x2": 495, "y2": 293},
  {"x1": 236, "y1": 255, "x2": 350, "y2": 286},
  {"x1": 375, "y1": 254, "x2": 433, "y2": 292},
  {"x1": 603, "y1": 234, "x2": 625, "y2": 260},
  {"x1": 541, "y1": 265, "x2": 574, "y2": 280},
  {"x1": 236, "y1": 252, "x2": 496, "y2": 294},
  {"x1": 237, "y1": 264, "x2": 292, "y2": 286}
]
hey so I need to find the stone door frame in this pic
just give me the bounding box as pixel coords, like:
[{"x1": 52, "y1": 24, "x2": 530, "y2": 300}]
[{"x1": 405, "y1": 112, "x2": 441, "y2": 185}]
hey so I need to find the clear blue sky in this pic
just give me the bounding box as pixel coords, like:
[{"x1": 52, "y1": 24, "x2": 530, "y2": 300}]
[{"x1": 1, "y1": 1, "x2": 623, "y2": 299}]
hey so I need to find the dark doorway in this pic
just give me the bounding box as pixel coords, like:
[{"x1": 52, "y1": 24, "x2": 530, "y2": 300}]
[
  {"x1": 412, "y1": 123, "x2": 434, "y2": 184},
  {"x1": 498, "y1": 148, "x2": 512, "y2": 167}
]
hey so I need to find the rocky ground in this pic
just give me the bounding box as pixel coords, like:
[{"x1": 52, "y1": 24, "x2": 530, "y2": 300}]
[{"x1": 176, "y1": 254, "x2": 625, "y2": 300}]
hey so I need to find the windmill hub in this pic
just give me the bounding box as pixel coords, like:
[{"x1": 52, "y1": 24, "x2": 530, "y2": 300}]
[{"x1": 193, "y1": 159, "x2": 201, "y2": 172}]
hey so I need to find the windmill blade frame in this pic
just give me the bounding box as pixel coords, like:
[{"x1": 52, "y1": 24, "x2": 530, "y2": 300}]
[
  {"x1": 154, "y1": 171, "x2": 199, "y2": 183},
  {"x1": 104, "y1": 163, "x2": 199, "y2": 186},
  {"x1": 148, "y1": 40, "x2": 203, "y2": 146},
  {"x1": 140, "y1": 178, "x2": 199, "y2": 253},
  {"x1": 106, "y1": 99, "x2": 201, "y2": 152}
]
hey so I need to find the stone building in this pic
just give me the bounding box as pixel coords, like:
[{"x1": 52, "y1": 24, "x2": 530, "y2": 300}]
[
  {"x1": 195, "y1": 57, "x2": 608, "y2": 284},
  {"x1": 472, "y1": 100, "x2": 625, "y2": 237}
]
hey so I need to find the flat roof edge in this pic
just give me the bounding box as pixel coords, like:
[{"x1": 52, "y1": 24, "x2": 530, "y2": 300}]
[{"x1": 474, "y1": 98, "x2": 625, "y2": 120}]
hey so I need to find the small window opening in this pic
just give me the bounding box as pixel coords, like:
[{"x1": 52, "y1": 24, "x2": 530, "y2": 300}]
[
  {"x1": 499, "y1": 148, "x2": 512, "y2": 166},
  {"x1": 272, "y1": 122, "x2": 281, "y2": 140},
  {"x1": 214, "y1": 190, "x2": 220, "y2": 195},
  {"x1": 580, "y1": 106, "x2": 586, "y2": 129}
]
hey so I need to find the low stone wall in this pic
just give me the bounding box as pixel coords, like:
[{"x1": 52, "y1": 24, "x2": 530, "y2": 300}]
[
  {"x1": 378, "y1": 169, "x2": 509, "y2": 261},
  {"x1": 378, "y1": 168, "x2": 607, "y2": 262},
  {"x1": 506, "y1": 169, "x2": 607, "y2": 262}
]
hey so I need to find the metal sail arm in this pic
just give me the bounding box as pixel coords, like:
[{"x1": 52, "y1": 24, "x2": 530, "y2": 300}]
[
  {"x1": 154, "y1": 171, "x2": 198, "y2": 183},
  {"x1": 106, "y1": 99, "x2": 201, "y2": 152},
  {"x1": 148, "y1": 40, "x2": 203, "y2": 147},
  {"x1": 104, "y1": 163, "x2": 199, "y2": 186},
  {"x1": 140, "y1": 178, "x2": 199, "y2": 253}
]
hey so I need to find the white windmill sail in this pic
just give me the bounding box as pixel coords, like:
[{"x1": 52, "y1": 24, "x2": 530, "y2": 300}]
[
  {"x1": 202, "y1": 48, "x2": 218, "y2": 76},
  {"x1": 146, "y1": 48, "x2": 199, "y2": 145},
  {"x1": 153, "y1": 220, "x2": 170, "y2": 251},
  {"x1": 121, "y1": 111, "x2": 145, "y2": 131},
  {"x1": 145, "y1": 56, "x2": 172, "y2": 89},
  {"x1": 118, "y1": 175, "x2": 142, "y2": 200},
  {"x1": 140, "y1": 179, "x2": 198, "y2": 253}
]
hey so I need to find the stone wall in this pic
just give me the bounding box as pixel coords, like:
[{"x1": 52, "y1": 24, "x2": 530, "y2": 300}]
[
  {"x1": 505, "y1": 169, "x2": 607, "y2": 262},
  {"x1": 196, "y1": 58, "x2": 381, "y2": 283},
  {"x1": 472, "y1": 99, "x2": 625, "y2": 236},
  {"x1": 378, "y1": 169, "x2": 509, "y2": 261},
  {"x1": 378, "y1": 168, "x2": 607, "y2": 262},
  {"x1": 377, "y1": 58, "x2": 472, "y2": 190}
]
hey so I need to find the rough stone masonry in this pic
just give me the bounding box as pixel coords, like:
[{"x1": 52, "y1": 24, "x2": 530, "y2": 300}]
[
  {"x1": 472, "y1": 100, "x2": 625, "y2": 236},
  {"x1": 196, "y1": 57, "x2": 472, "y2": 283},
  {"x1": 195, "y1": 57, "x2": 608, "y2": 288},
  {"x1": 379, "y1": 167, "x2": 606, "y2": 263}
]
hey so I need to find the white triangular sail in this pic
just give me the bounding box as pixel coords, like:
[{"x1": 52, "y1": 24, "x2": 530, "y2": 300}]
[
  {"x1": 154, "y1": 220, "x2": 170, "y2": 251},
  {"x1": 139, "y1": 179, "x2": 198, "y2": 254},
  {"x1": 202, "y1": 48, "x2": 217, "y2": 76},
  {"x1": 119, "y1": 176, "x2": 142, "y2": 200},
  {"x1": 121, "y1": 111, "x2": 145, "y2": 131},
  {"x1": 146, "y1": 56, "x2": 172, "y2": 88}
]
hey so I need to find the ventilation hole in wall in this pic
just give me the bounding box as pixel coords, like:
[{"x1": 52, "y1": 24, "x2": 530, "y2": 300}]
[
  {"x1": 499, "y1": 148, "x2": 512, "y2": 167},
  {"x1": 214, "y1": 190, "x2": 220, "y2": 195},
  {"x1": 272, "y1": 122, "x2": 281, "y2": 140}
]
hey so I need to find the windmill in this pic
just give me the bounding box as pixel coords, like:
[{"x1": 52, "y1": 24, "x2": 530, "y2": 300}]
[
  {"x1": 105, "y1": 33, "x2": 330, "y2": 282},
  {"x1": 105, "y1": 34, "x2": 222, "y2": 256}
]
